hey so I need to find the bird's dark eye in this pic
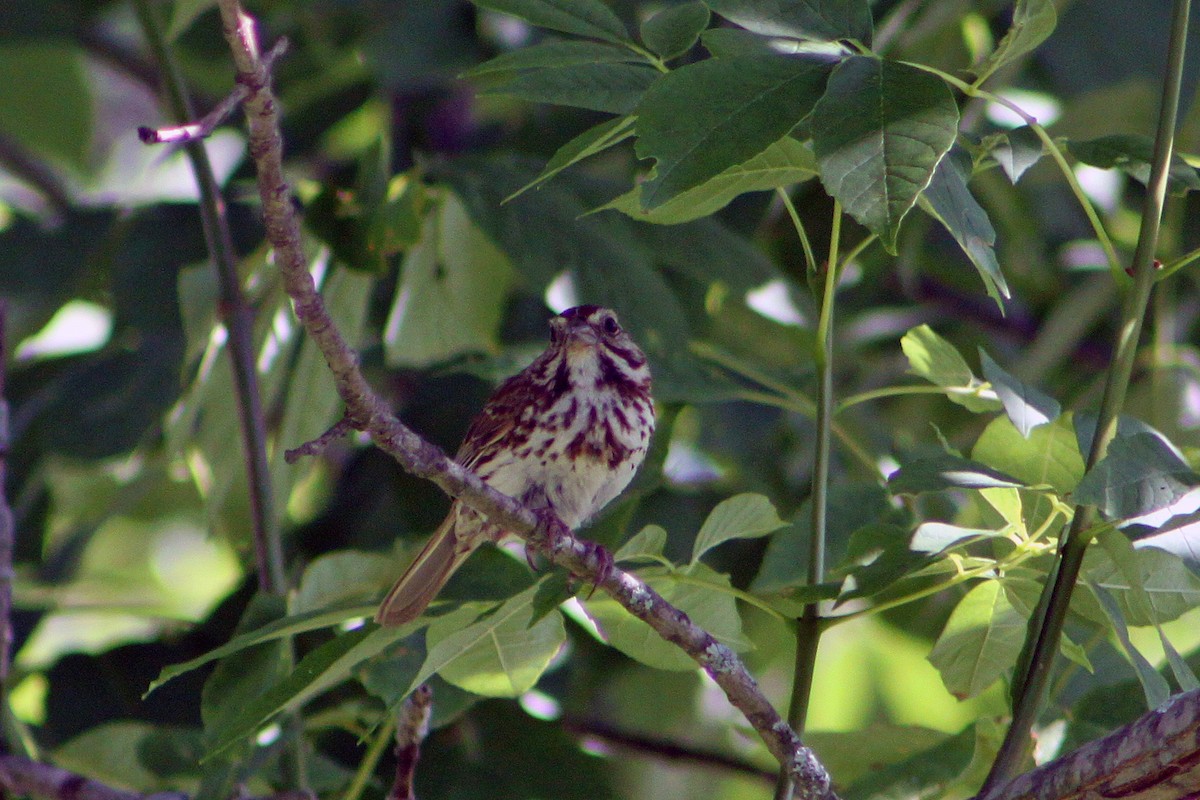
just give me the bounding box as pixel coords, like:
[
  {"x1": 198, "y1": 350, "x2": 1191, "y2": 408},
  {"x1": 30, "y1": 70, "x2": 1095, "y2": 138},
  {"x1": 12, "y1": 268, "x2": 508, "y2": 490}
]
[{"x1": 601, "y1": 316, "x2": 621, "y2": 336}]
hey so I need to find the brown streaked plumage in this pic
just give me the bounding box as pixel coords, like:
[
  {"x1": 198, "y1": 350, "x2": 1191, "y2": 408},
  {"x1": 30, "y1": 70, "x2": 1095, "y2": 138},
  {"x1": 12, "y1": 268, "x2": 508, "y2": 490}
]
[{"x1": 375, "y1": 305, "x2": 654, "y2": 626}]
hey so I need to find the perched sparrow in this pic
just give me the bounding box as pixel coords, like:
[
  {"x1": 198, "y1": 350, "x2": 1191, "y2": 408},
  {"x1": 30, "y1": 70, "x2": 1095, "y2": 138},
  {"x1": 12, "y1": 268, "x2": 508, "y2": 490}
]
[{"x1": 375, "y1": 305, "x2": 655, "y2": 626}]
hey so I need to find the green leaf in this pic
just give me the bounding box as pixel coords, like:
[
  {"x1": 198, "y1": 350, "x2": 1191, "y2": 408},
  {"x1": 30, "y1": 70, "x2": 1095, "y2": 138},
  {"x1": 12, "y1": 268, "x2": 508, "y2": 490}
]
[
  {"x1": 704, "y1": 0, "x2": 872, "y2": 44},
  {"x1": 928, "y1": 579, "x2": 1031, "y2": 699},
  {"x1": 472, "y1": 0, "x2": 631, "y2": 44},
  {"x1": 889, "y1": 454, "x2": 1025, "y2": 494},
  {"x1": 293, "y1": 550, "x2": 397, "y2": 615},
  {"x1": 383, "y1": 190, "x2": 514, "y2": 367},
  {"x1": 505, "y1": 115, "x2": 637, "y2": 201},
  {"x1": 811, "y1": 56, "x2": 959, "y2": 254},
  {"x1": 972, "y1": 0, "x2": 1057, "y2": 84},
  {"x1": 615, "y1": 524, "x2": 669, "y2": 562},
  {"x1": 581, "y1": 562, "x2": 747, "y2": 670},
  {"x1": 207, "y1": 625, "x2": 407, "y2": 758},
  {"x1": 0, "y1": 42, "x2": 92, "y2": 173},
  {"x1": 841, "y1": 727, "x2": 976, "y2": 800},
  {"x1": 601, "y1": 135, "x2": 817, "y2": 224},
  {"x1": 642, "y1": 2, "x2": 710, "y2": 59},
  {"x1": 634, "y1": 53, "x2": 830, "y2": 209},
  {"x1": 900, "y1": 324, "x2": 1000, "y2": 413},
  {"x1": 921, "y1": 150, "x2": 1010, "y2": 306},
  {"x1": 910, "y1": 522, "x2": 1005, "y2": 556},
  {"x1": 480, "y1": 61, "x2": 659, "y2": 114},
  {"x1": 691, "y1": 493, "x2": 787, "y2": 563},
  {"x1": 464, "y1": 39, "x2": 642, "y2": 76},
  {"x1": 1086, "y1": 537, "x2": 1200, "y2": 626},
  {"x1": 991, "y1": 125, "x2": 1044, "y2": 183},
  {"x1": 1074, "y1": 433, "x2": 1200, "y2": 520},
  {"x1": 1087, "y1": 581, "x2": 1170, "y2": 708},
  {"x1": 146, "y1": 602, "x2": 382, "y2": 695},
  {"x1": 979, "y1": 349, "x2": 1060, "y2": 437},
  {"x1": 972, "y1": 414, "x2": 1084, "y2": 497},
  {"x1": 1069, "y1": 134, "x2": 1200, "y2": 193},
  {"x1": 56, "y1": 721, "x2": 197, "y2": 792},
  {"x1": 836, "y1": 523, "x2": 933, "y2": 602},
  {"x1": 413, "y1": 585, "x2": 566, "y2": 697}
]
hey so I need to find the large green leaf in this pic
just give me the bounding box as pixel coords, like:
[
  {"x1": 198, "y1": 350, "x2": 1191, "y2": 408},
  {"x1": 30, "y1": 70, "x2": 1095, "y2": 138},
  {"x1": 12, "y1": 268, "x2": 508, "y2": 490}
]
[
  {"x1": 472, "y1": 0, "x2": 631, "y2": 44},
  {"x1": 0, "y1": 42, "x2": 92, "y2": 172},
  {"x1": 888, "y1": 454, "x2": 1025, "y2": 494},
  {"x1": 634, "y1": 53, "x2": 830, "y2": 209},
  {"x1": 811, "y1": 56, "x2": 959, "y2": 253},
  {"x1": 1074, "y1": 433, "x2": 1200, "y2": 521},
  {"x1": 1069, "y1": 134, "x2": 1200, "y2": 193},
  {"x1": 464, "y1": 39, "x2": 642, "y2": 76},
  {"x1": 383, "y1": 190, "x2": 514, "y2": 367},
  {"x1": 412, "y1": 585, "x2": 566, "y2": 697},
  {"x1": 928, "y1": 579, "x2": 1032, "y2": 699},
  {"x1": 505, "y1": 115, "x2": 637, "y2": 201},
  {"x1": 900, "y1": 324, "x2": 1000, "y2": 413},
  {"x1": 1087, "y1": 533, "x2": 1200, "y2": 626},
  {"x1": 1087, "y1": 581, "x2": 1170, "y2": 709},
  {"x1": 602, "y1": 135, "x2": 817, "y2": 224},
  {"x1": 704, "y1": 0, "x2": 872, "y2": 44},
  {"x1": 641, "y1": 2, "x2": 710, "y2": 60},
  {"x1": 971, "y1": 414, "x2": 1084, "y2": 497},
  {"x1": 691, "y1": 493, "x2": 787, "y2": 563},
  {"x1": 479, "y1": 62, "x2": 659, "y2": 114}
]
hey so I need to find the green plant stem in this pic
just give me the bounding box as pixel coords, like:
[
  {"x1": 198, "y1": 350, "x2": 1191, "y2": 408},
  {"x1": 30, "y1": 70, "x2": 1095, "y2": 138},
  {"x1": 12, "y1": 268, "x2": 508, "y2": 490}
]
[
  {"x1": 340, "y1": 718, "x2": 396, "y2": 800},
  {"x1": 979, "y1": 0, "x2": 1192, "y2": 792},
  {"x1": 777, "y1": 187, "x2": 819, "y2": 277},
  {"x1": 913, "y1": 63, "x2": 1121, "y2": 278},
  {"x1": 132, "y1": 0, "x2": 284, "y2": 596},
  {"x1": 775, "y1": 203, "x2": 842, "y2": 800}
]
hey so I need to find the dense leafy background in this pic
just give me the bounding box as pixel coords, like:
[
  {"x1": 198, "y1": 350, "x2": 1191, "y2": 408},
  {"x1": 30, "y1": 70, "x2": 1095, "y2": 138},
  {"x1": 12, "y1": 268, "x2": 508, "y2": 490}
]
[{"x1": 2, "y1": 0, "x2": 1200, "y2": 798}]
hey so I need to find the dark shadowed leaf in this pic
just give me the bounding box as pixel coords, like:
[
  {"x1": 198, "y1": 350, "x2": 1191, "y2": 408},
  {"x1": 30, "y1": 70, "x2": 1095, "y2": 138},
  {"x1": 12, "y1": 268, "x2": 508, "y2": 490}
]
[
  {"x1": 1086, "y1": 581, "x2": 1170, "y2": 708},
  {"x1": 811, "y1": 56, "x2": 958, "y2": 253},
  {"x1": 479, "y1": 62, "x2": 659, "y2": 114},
  {"x1": 473, "y1": 0, "x2": 631, "y2": 44},
  {"x1": 641, "y1": 2, "x2": 710, "y2": 59},
  {"x1": 634, "y1": 53, "x2": 830, "y2": 208},
  {"x1": 921, "y1": 150, "x2": 1010, "y2": 306},
  {"x1": 704, "y1": 0, "x2": 872, "y2": 44},
  {"x1": 991, "y1": 125, "x2": 1044, "y2": 183},
  {"x1": 979, "y1": 349, "x2": 1060, "y2": 437},
  {"x1": 464, "y1": 39, "x2": 642, "y2": 76},
  {"x1": 889, "y1": 454, "x2": 1025, "y2": 494},
  {"x1": 1069, "y1": 134, "x2": 1200, "y2": 192},
  {"x1": 505, "y1": 115, "x2": 637, "y2": 201}
]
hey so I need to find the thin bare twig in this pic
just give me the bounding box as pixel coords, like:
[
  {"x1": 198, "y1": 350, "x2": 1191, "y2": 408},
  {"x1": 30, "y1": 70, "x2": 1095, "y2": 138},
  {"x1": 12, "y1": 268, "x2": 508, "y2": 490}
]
[
  {"x1": 137, "y1": 38, "x2": 288, "y2": 145},
  {"x1": 209, "y1": 4, "x2": 834, "y2": 796},
  {"x1": 388, "y1": 684, "x2": 433, "y2": 800},
  {"x1": 284, "y1": 414, "x2": 353, "y2": 464}
]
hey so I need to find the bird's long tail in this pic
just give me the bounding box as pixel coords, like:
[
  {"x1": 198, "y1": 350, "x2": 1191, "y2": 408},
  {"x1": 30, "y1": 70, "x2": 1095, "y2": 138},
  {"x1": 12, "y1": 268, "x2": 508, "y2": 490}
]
[{"x1": 375, "y1": 509, "x2": 476, "y2": 626}]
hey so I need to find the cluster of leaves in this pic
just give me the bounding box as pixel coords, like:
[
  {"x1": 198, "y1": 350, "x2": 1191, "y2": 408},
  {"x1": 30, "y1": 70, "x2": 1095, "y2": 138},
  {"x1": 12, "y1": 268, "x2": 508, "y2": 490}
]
[{"x1": 3, "y1": 0, "x2": 1200, "y2": 798}]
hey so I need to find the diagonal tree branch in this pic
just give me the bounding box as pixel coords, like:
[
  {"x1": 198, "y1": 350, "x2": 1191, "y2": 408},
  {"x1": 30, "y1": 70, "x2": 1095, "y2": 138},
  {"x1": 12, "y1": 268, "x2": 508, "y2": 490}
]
[{"x1": 205, "y1": 2, "x2": 833, "y2": 796}]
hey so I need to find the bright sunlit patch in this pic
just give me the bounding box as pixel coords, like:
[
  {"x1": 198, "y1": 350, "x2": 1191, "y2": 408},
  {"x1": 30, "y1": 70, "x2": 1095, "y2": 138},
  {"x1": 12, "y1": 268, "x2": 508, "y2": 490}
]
[
  {"x1": 256, "y1": 723, "x2": 282, "y2": 747},
  {"x1": 985, "y1": 88, "x2": 1061, "y2": 129},
  {"x1": 1074, "y1": 164, "x2": 1124, "y2": 212},
  {"x1": 663, "y1": 439, "x2": 722, "y2": 486},
  {"x1": 340, "y1": 617, "x2": 367, "y2": 632},
  {"x1": 15, "y1": 300, "x2": 112, "y2": 361},
  {"x1": 9, "y1": 673, "x2": 47, "y2": 725},
  {"x1": 746, "y1": 280, "x2": 805, "y2": 326},
  {"x1": 877, "y1": 455, "x2": 900, "y2": 481},
  {"x1": 151, "y1": 522, "x2": 242, "y2": 618},
  {"x1": 545, "y1": 271, "x2": 579, "y2": 312},
  {"x1": 519, "y1": 689, "x2": 562, "y2": 721}
]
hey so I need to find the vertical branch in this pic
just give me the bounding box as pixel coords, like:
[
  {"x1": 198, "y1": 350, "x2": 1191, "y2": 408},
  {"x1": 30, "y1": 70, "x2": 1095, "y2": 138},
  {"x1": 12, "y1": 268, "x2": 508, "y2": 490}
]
[
  {"x1": 0, "y1": 302, "x2": 13, "y2": 689},
  {"x1": 981, "y1": 0, "x2": 1193, "y2": 791},
  {"x1": 132, "y1": 0, "x2": 284, "y2": 595},
  {"x1": 775, "y1": 198, "x2": 842, "y2": 800}
]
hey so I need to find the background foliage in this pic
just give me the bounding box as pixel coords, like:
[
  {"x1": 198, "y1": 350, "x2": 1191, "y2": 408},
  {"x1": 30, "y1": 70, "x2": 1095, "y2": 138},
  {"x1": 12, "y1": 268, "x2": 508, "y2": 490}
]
[{"x1": 2, "y1": 0, "x2": 1200, "y2": 798}]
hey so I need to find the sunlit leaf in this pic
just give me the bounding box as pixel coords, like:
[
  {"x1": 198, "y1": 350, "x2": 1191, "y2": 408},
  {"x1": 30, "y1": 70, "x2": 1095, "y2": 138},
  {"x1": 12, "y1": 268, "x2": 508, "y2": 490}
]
[
  {"x1": 1075, "y1": 433, "x2": 1200, "y2": 520},
  {"x1": 889, "y1": 454, "x2": 1025, "y2": 494},
  {"x1": 900, "y1": 324, "x2": 1000, "y2": 413},
  {"x1": 972, "y1": 414, "x2": 1083, "y2": 496},
  {"x1": 1087, "y1": 581, "x2": 1170, "y2": 709},
  {"x1": 928, "y1": 579, "x2": 1031, "y2": 699},
  {"x1": 978, "y1": 349, "x2": 1060, "y2": 437},
  {"x1": 615, "y1": 524, "x2": 669, "y2": 562},
  {"x1": 704, "y1": 0, "x2": 872, "y2": 44},
  {"x1": 691, "y1": 493, "x2": 787, "y2": 563}
]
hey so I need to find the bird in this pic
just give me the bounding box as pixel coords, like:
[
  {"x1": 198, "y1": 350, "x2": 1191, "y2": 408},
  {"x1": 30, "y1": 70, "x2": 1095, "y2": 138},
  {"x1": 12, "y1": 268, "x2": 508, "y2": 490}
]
[{"x1": 375, "y1": 305, "x2": 655, "y2": 626}]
